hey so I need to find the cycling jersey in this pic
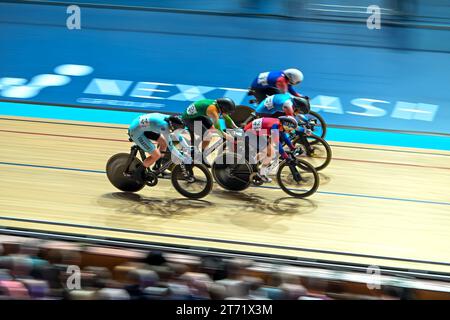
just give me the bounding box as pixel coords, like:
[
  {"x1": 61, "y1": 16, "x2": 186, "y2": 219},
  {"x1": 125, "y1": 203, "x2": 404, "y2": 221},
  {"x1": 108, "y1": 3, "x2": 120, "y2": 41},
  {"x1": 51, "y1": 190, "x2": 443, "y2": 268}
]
[
  {"x1": 128, "y1": 113, "x2": 187, "y2": 161},
  {"x1": 244, "y1": 117, "x2": 295, "y2": 158},
  {"x1": 255, "y1": 93, "x2": 294, "y2": 117},
  {"x1": 251, "y1": 70, "x2": 300, "y2": 96},
  {"x1": 182, "y1": 99, "x2": 236, "y2": 136}
]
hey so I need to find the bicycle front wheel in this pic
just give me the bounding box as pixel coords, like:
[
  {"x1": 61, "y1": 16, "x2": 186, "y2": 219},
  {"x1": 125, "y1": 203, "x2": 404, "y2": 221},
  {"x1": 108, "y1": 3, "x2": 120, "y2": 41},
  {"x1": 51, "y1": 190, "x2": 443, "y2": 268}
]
[
  {"x1": 171, "y1": 164, "x2": 213, "y2": 199},
  {"x1": 276, "y1": 159, "x2": 319, "y2": 198},
  {"x1": 306, "y1": 111, "x2": 327, "y2": 143},
  {"x1": 296, "y1": 135, "x2": 332, "y2": 171}
]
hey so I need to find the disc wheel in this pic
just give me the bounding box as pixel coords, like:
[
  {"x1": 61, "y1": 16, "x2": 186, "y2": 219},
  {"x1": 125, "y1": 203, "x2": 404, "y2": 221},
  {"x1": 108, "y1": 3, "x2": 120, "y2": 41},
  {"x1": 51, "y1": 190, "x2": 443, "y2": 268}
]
[
  {"x1": 171, "y1": 164, "x2": 213, "y2": 199},
  {"x1": 230, "y1": 105, "x2": 255, "y2": 127},
  {"x1": 276, "y1": 159, "x2": 319, "y2": 198},
  {"x1": 212, "y1": 153, "x2": 252, "y2": 191},
  {"x1": 106, "y1": 153, "x2": 145, "y2": 192},
  {"x1": 295, "y1": 135, "x2": 332, "y2": 171}
]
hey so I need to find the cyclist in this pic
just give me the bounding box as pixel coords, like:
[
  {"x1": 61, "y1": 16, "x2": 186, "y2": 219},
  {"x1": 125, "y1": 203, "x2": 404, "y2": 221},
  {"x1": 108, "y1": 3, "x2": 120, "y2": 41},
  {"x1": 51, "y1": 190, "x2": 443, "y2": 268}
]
[
  {"x1": 128, "y1": 113, "x2": 186, "y2": 178},
  {"x1": 181, "y1": 98, "x2": 238, "y2": 159},
  {"x1": 243, "y1": 116, "x2": 298, "y2": 183},
  {"x1": 249, "y1": 68, "x2": 304, "y2": 103},
  {"x1": 255, "y1": 94, "x2": 310, "y2": 118}
]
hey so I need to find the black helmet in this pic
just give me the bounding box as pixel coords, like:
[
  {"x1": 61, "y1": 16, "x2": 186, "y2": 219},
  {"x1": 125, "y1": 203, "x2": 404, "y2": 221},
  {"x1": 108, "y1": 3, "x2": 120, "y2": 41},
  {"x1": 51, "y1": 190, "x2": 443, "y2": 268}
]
[
  {"x1": 166, "y1": 115, "x2": 185, "y2": 129},
  {"x1": 216, "y1": 97, "x2": 236, "y2": 114},
  {"x1": 292, "y1": 96, "x2": 310, "y2": 114}
]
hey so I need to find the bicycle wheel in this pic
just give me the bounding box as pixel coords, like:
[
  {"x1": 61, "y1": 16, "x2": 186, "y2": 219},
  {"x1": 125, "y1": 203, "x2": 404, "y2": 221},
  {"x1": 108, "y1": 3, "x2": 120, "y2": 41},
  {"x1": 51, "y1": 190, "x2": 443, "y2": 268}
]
[
  {"x1": 305, "y1": 111, "x2": 327, "y2": 143},
  {"x1": 295, "y1": 135, "x2": 332, "y2": 171},
  {"x1": 230, "y1": 105, "x2": 255, "y2": 127},
  {"x1": 106, "y1": 153, "x2": 145, "y2": 192},
  {"x1": 171, "y1": 164, "x2": 213, "y2": 199},
  {"x1": 212, "y1": 153, "x2": 252, "y2": 191},
  {"x1": 276, "y1": 159, "x2": 319, "y2": 198}
]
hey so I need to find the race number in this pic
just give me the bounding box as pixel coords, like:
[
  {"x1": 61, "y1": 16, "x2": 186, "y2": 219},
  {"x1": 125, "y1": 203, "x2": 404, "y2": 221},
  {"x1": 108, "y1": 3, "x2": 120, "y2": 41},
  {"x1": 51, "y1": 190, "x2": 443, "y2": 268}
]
[
  {"x1": 264, "y1": 96, "x2": 274, "y2": 110},
  {"x1": 186, "y1": 104, "x2": 197, "y2": 115},
  {"x1": 252, "y1": 118, "x2": 263, "y2": 130},
  {"x1": 257, "y1": 72, "x2": 269, "y2": 86}
]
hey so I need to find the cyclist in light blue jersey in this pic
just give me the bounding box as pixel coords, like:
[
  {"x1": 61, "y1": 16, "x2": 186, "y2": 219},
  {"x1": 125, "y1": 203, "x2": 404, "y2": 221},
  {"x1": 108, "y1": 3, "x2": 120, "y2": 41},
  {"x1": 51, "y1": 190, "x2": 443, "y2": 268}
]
[{"x1": 128, "y1": 113, "x2": 187, "y2": 169}]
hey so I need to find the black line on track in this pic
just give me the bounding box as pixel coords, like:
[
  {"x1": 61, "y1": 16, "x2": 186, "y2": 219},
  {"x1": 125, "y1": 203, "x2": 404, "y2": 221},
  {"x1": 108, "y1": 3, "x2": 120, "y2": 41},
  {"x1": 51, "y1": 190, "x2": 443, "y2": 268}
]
[
  {"x1": 1, "y1": 215, "x2": 450, "y2": 268},
  {"x1": 1, "y1": 114, "x2": 448, "y2": 157}
]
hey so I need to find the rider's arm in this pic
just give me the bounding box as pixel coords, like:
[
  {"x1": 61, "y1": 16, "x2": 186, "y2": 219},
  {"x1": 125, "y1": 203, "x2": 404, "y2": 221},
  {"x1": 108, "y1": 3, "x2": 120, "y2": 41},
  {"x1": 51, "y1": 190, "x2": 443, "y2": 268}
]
[
  {"x1": 206, "y1": 105, "x2": 226, "y2": 137},
  {"x1": 282, "y1": 100, "x2": 294, "y2": 116},
  {"x1": 288, "y1": 85, "x2": 301, "y2": 97},
  {"x1": 222, "y1": 114, "x2": 238, "y2": 129},
  {"x1": 280, "y1": 129, "x2": 296, "y2": 151},
  {"x1": 171, "y1": 130, "x2": 191, "y2": 150},
  {"x1": 271, "y1": 123, "x2": 289, "y2": 159},
  {"x1": 166, "y1": 131, "x2": 192, "y2": 164},
  {"x1": 275, "y1": 76, "x2": 288, "y2": 93}
]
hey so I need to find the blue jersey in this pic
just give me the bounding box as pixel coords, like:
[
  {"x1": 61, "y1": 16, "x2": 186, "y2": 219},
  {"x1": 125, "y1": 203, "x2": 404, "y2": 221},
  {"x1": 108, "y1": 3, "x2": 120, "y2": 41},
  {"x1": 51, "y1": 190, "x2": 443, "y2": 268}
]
[
  {"x1": 251, "y1": 71, "x2": 284, "y2": 89},
  {"x1": 251, "y1": 70, "x2": 299, "y2": 96},
  {"x1": 255, "y1": 93, "x2": 293, "y2": 115},
  {"x1": 129, "y1": 113, "x2": 170, "y2": 135}
]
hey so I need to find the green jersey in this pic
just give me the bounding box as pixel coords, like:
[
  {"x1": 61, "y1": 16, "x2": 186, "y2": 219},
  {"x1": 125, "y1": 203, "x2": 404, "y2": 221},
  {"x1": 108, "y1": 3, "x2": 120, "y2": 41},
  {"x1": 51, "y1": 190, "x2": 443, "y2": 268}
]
[{"x1": 182, "y1": 99, "x2": 216, "y2": 120}]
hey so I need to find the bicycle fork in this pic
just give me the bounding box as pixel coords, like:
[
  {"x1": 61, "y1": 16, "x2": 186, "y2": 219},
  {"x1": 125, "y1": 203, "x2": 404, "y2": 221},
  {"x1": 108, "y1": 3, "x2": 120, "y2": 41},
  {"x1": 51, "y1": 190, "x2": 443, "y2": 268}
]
[
  {"x1": 179, "y1": 163, "x2": 195, "y2": 183},
  {"x1": 124, "y1": 145, "x2": 147, "y2": 174},
  {"x1": 288, "y1": 162, "x2": 303, "y2": 183}
]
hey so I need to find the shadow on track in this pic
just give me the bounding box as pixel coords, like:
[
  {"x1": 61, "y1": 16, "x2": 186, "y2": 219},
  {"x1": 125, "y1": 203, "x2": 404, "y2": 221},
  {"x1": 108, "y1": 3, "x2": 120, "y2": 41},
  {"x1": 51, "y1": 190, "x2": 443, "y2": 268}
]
[
  {"x1": 212, "y1": 189, "x2": 317, "y2": 216},
  {"x1": 97, "y1": 192, "x2": 213, "y2": 218}
]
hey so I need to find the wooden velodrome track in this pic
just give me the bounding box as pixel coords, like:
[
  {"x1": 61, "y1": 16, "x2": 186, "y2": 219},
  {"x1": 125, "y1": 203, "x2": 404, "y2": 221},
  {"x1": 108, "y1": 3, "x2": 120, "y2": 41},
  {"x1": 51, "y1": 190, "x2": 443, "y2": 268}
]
[{"x1": 0, "y1": 116, "x2": 449, "y2": 273}]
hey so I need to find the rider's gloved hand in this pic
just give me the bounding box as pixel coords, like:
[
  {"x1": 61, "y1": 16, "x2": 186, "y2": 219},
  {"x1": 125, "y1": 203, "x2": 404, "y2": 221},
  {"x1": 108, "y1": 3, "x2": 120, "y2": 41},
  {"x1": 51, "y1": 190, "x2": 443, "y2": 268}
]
[
  {"x1": 293, "y1": 147, "x2": 303, "y2": 157},
  {"x1": 281, "y1": 152, "x2": 289, "y2": 160}
]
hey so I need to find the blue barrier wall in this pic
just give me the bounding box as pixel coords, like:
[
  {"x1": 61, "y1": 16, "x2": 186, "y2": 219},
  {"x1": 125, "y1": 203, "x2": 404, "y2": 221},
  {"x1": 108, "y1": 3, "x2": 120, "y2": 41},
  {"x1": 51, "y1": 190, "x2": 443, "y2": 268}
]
[{"x1": 0, "y1": 2, "x2": 449, "y2": 135}]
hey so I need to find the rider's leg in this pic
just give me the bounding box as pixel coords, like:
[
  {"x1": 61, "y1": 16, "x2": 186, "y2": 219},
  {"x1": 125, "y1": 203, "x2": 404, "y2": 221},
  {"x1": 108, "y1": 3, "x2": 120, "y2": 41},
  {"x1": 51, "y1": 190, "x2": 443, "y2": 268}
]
[
  {"x1": 258, "y1": 137, "x2": 273, "y2": 183},
  {"x1": 141, "y1": 132, "x2": 165, "y2": 168},
  {"x1": 143, "y1": 149, "x2": 161, "y2": 168}
]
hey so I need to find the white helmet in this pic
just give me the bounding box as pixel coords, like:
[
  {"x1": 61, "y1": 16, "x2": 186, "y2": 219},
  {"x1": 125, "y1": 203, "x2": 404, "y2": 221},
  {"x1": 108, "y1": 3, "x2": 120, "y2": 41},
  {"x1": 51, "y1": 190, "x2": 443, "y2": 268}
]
[
  {"x1": 279, "y1": 116, "x2": 298, "y2": 130},
  {"x1": 284, "y1": 68, "x2": 304, "y2": 85}
]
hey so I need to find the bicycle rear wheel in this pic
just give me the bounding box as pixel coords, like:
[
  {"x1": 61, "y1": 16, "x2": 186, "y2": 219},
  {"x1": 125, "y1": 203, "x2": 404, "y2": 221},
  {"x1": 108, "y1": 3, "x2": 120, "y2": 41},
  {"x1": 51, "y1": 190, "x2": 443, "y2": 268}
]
[
  {"x1": 212, "y1": 153, "x2": 252, "y2": 191},
  {"x1": 171, "y1": 164, "x2": 213, "y2": 199},
  {"x1": 106, "y1": 153, "x2": 145, "y2": 192},
  {"x1": 276, "y1": 159, "x2": 319, "y2": 198}
]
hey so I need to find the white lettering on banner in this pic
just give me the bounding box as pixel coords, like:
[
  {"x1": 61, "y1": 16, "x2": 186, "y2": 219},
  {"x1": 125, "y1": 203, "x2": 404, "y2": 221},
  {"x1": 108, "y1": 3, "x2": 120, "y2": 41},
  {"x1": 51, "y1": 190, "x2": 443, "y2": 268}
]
[
  {"x1": 348, "y1": 98, "x2": 388, "y2": 117},
  {"x1": 0, "y1": 63, "x2": 441, "y2": 123},
  {"x1": 130, "y1": 82, "x2": 173, "y2": 99},
  {"x1": 310, "y1": 95, "x2": 344, "y2": 114},
  {"x1": 392, "y1": 101, "x2": 438, "y2": 121},
  {"x1": 168, "y1": 84, "x2": 215, "y2": 101},
  {"x1": 84, "y1": 78, "x2": 132, "y2": 96}
]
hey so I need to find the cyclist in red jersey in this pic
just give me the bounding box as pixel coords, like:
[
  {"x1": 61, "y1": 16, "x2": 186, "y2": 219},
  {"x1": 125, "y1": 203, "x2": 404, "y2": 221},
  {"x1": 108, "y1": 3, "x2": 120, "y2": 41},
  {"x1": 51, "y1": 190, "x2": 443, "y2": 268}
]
[{"x1": 244, "y1": 116, "x2": 298, "y2": 182}]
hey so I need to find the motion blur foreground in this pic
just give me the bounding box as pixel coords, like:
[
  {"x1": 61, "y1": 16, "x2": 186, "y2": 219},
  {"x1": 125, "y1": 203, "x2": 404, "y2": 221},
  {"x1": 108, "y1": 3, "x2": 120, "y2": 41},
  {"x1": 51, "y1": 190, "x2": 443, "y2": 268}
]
[{"x1": 0, "y1": 0, "x2": 450, "y2": 301}]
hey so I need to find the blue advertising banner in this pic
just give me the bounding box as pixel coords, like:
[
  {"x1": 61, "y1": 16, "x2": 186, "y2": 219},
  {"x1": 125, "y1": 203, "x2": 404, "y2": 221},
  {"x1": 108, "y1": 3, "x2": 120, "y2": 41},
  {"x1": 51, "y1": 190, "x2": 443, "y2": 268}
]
[{"x1": 0, "y1": 2, "x2": 449, "y2": 135}]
